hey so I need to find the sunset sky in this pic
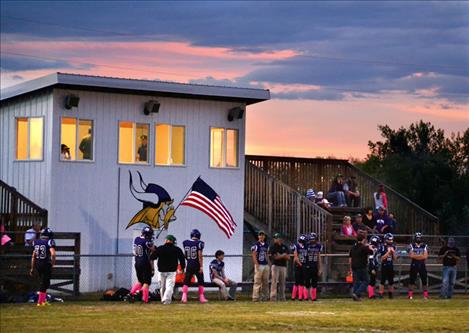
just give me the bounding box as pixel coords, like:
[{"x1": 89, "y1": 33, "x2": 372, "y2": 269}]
[{"x1": 1, "y1": 1, "x2": 468, "y2": 159}]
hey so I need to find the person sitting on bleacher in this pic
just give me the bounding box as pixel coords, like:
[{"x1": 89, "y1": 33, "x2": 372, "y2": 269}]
[
  {"x1": 375, "y1": 207, "x2": 392, "y2": 234},
  {"x1": 327, "y1": 174, "x2": 347, "y2": 207},
  {"x1": 341, "y1": 216, "x2": 357, "y2": 237},
  {"x1": 315, "y1": 191, "x2": 331, "y2": 210},
  {"x1": 306, "y1": 188, "x2": 316, "y2": 201}
]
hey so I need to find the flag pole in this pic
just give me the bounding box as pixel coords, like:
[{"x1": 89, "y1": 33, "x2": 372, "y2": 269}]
[{"x1": 154, "y1": 175, "x2": 201, "y2": 240}]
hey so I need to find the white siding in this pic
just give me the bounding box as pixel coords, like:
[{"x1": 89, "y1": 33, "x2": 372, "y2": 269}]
[
  {"x1": 0, "y1": 92, "x2": 53, "y2": 210},
  {"x1": 48, "y1": 89, "x2": 246, "y2": 290}
]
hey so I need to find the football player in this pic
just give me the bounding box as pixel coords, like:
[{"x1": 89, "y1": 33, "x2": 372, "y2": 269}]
[
  {"x1": 304, "y1": 232, "x2": 322, "y2": 301},
  {"x1": 408, "y1": 232, "x2": 429, "y2": 300},
  {"x1": 367, "y1": 235, "x2": 380, "y2": 299},
  {"x1": 30, "y1": 228, "x2": 56, "y2": 306},
  {"x1": 379, "y1": 233, "x2": 397, "y2": 299},
  {"x1": 291, "y1": 234, "x2": 308, "y2": 300},
  {"x1": 251, "y1": 230, "x2": 270, "y2": 302},
  {"x1": 129, "y1": 226, "x2": 155, "y2": 303},
  {"x1": 182, "y1": 229, "x2": 208, "y2": 303}
]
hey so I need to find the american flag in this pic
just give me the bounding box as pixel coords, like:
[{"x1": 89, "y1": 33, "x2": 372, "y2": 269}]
[{"x1": 180, "y1": 177, "x2": 237, "y2": 238}]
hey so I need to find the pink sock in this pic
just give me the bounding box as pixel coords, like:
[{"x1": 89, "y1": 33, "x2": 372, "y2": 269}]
[
  {"x1": 408, "y1": 290, "x2": 414, "y2": 298},
  {"x1": 298, "y1": 286, "x2": 303, "y2": 300},
  {"x1": 130, "y1": 282, "x2": 142, "y2": 295},
  {"x1": 142, "y1": 288, "x2": 149, "y2": 303},
  {"x1": 37, "y1": 292, "x2": 45, "y2": 304},
  {"x1": 292, "y1": 285, "x2": 298, "y2": 299},
  {"x1": 368, "y1": 286, "x2": 374, "y2": 298},
  {"x1": 423, "y1": 290, "x2": 429, "y2": 298},
  {"x1": 303, "y1": 287, "x2": 308, "y2": 300},
  {"x1": 198, "y1": 285, "x2": 205, "y2": 296},
  {"x1": 311, "y1": 288, "x2": 317, "y2": 301}
]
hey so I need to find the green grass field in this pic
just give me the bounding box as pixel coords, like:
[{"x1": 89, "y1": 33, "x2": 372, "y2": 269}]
[{"x1": 2, "y1": 296, "x2": 469, "y2": 333}]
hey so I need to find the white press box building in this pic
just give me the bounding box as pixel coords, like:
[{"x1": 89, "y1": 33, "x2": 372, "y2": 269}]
[{"x1": 0, "y1": 73, "x2": 270, "y2": 291}]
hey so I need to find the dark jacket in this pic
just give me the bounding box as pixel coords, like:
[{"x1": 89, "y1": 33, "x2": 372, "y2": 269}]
[{"x1": 151, "y1": 243, "x2": 186, "y2": 273}]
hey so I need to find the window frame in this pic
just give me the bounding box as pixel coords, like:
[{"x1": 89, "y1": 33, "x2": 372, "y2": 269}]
[
  {"x1": 117, "y1": 121, "x2": 151, "y2": 165},
  {"x1": 59, "y1": 116, "x2": 95, "y2": 163},
  {"x1": 209, "y1": 126, "x2": 240, "y2": 169},
  {"x1": 154, "y1": 123, "x2": 186, "y2": 167},
  {"x1": 14, "y1": 116, "x2": 45, "y2": 162}
]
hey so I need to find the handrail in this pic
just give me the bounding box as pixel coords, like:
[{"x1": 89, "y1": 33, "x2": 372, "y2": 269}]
[
  {"x1": 0, "y1": 179, "x2": 47, "y2": 214},
  {"x1": 244, "y1": 161, "x2": 333, "y2": 248},
  {"x1": 347, "y1": 164, "x2": 438, "y2": 220},
  {"x1": 246, "y1": 155, "x2": 439, "y2": 235}
]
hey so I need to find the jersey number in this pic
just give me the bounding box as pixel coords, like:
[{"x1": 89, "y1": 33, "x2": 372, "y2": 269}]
[
  {"x1": 185, "y1": 246, "x2": 198, "y2": 259},
  {"x1": 35, "y1": 245, "x2": 47, "y2": 259},
  {"x1": 134, "y1": 244, "x2": 144, "y2": 257}
]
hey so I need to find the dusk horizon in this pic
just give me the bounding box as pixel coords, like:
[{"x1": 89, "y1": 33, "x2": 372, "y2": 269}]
[{"x1": 1, "y1": 1, "x2": 468, "y2": 159}]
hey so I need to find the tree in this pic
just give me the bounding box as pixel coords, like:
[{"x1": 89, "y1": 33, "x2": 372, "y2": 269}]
[{"x1": 357, "y1": 121, "x2": 469, "y2": 235}]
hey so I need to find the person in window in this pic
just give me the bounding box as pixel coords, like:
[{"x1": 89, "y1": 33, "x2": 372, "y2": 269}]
[
  {"x1": 373, "y1": 184, "x2": 388, "y2": 211},
  {"x1": 79, "y1": 128, "x2": 93, "y2": 160},
  {"x1": 60, "y1": 144, "x2": 71, "y2": 160},
  {"x1": 327, "y1": 174, "x2": 347, "y2": 207},
  {"x1": 137, "y1": 135, "x2": 148, "y2": 162},
  {"x1": 341, "y1": 216, "x2": 357, "y2": 237}
]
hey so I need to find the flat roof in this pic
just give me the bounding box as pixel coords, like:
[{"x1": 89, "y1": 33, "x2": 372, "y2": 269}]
[{"x1": 0, "y1": 72, "x2": 270, "y2": 104}]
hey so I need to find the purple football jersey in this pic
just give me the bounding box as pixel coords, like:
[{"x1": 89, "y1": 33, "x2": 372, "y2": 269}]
[
  {"x1": 133, "y1": 236, "x2": 154, "y2": 265},
  {"x1": 33, "y1": 239, "x2": 56, "y2": 264},
  {"x1": 305, "y1": 243, "x2": 322, "y2": 267},
  {"x1": 183, "y1": 239, "x2": 205, "y2": 267},
  {"x1": 292, "y1": 243, "x2": 308, "y2": 265}
]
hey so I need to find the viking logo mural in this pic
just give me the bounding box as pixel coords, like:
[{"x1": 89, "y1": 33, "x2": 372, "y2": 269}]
[{"x1": 126, "y1": 171, "x2": 176, "y2": 230}]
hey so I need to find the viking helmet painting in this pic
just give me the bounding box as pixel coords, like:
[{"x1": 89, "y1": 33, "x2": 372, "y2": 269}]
[{"x1": 126, "y1": 171, "x2": 177, "y2": 230}]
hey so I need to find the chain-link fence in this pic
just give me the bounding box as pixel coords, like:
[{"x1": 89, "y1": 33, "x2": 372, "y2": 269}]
[{"x1": 2, "y1": 252, "x2": 467, "y2": 297}]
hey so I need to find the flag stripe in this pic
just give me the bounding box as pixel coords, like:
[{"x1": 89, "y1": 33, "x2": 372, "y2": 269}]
[
  {"x1": 180, "y1": 177, "x2": 237, "y2": 239},
  {"x1": 183, "y1": 194, "x2": 234, "y2": 234},
  {"x1": 190, "y1": 192, "x2": 235, "y2": 231},
  {"x1": 214, "y1": 197, "x2": 237, "y2": 227},
  {"x1": 181, "y1": 200, "x2": 231, "y2": 238},
  {"x1": 215, "y1": 197, "x2": 236, "y2": 226}
]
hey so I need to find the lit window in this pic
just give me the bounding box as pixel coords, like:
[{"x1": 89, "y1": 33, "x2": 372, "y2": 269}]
[
  {"x1": 16, "y1": 117, "x2": 43, "y2": 161},
  {"x1": 210, "y1": 127, "x2": 239, "y2": 168},
  {"x1": 155, "y1": 124, "x2": 185, "y2": 166},
  {"x1": 119, "y1": 122, "x2": 149, "y2": 164},
  {"x1": 60, "y1": 118, "x2": 94, "y2": 161}
]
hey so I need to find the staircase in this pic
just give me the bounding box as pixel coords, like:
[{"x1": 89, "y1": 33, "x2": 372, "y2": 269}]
[
  {"x1": 0, "y1": 179, "x2": 81, "y2": 296},
  {"x1": 244, "y1": 162, "x2": 332, "y2": 247}
]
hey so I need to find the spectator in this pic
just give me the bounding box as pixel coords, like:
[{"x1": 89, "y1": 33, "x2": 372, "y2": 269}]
[
  {"x1": 137, "y1": 135, "x2": 148, "y2": 162},
  {"x1": 306, "y1": 188, "x2": 316, "y2": 201},
  {"x1": 363, "y1": 208, "x2": 377, "y2": 233},
  {"x1": 60, "y1": 144, "x2": 71, "y2": 160},
  {"x1": 209, "y1": 250, "x2": 238, "y2": 301},
  {"x1": 251, "y1": 230, "x2": 270, "y2": 302},
  {"x1": 373, "y1": 184, "x2": 388, "y2": 211},
  {"x1": 438, "y1": 238, "x2": 461, "y2": 299},
  {"x1": 79, "y1": 128, "x2": 93, "y2": 160},
  {"x1": 269, "y1": 233, "x2": 290, "y2": 302},
  {"x1": 151, "y1": 235, "x2": 186, "y2": 305},
  {"x1": 341, "y1": 216, "x2": 357, "y2": 237},
  {"x1": 1, "y1": 223, "x2": 12, "y2": 247},
  {"x1": 327, "y1": 174, "x2": 347, "y2": 207},
  {"x1": 344, "y1": 176, "x2": 361, "y2": 207},
  {"x1": 25, "y1": 221, "x2": 42, "y2": 247},
  {"x1": 375, "y1": 207, "x2": 391, "y2": 234},
  {"x1": 315, "y1": 192, "x2": 331, "y2": 210},
  {"x1": 352, "y1": 214, "x2": 367, "y2": 236},
  {"x1": 349, "y1": 234, "x2": 373, "y2": 301},
  {"x1": 387, "y1": 213, "x2": 397, "y2": 234}
]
